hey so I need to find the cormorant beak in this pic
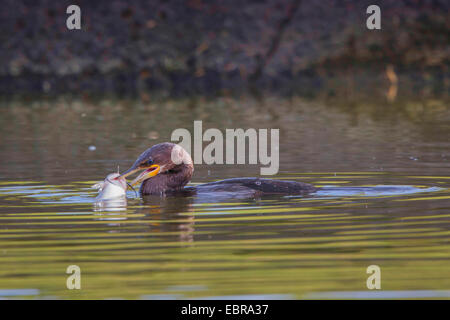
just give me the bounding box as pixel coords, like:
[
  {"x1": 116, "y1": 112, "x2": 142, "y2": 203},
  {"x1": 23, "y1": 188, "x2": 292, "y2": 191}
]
[{"x1": 117, "y1": 164, "x2": 161, "y2": 187}]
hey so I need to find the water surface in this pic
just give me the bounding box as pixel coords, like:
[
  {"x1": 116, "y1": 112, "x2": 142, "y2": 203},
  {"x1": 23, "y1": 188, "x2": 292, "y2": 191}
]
[{"x1": 0, "y1": 96, "x2": 449, "y2": 299}]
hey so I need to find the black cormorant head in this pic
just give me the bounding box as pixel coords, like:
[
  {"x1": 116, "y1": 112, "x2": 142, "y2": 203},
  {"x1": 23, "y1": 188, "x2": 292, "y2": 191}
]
[{"x1": 118, "y1": 142, "x2": 194, "y2": 194}]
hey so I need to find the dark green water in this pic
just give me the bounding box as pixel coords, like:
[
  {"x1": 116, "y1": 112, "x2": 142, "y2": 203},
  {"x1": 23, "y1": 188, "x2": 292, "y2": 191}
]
[{"x1": 0, "y1": 95, "x2": 449, "y2": 299}]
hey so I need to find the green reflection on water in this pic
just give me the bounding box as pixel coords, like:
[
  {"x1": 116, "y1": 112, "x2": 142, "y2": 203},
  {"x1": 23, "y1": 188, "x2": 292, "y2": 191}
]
[
  {"x1": 0, "y1": 172, "x2": 448, "y2": 300},
  {"x1": 0, "y1": 96, "x2": 449, "y2": 299}
]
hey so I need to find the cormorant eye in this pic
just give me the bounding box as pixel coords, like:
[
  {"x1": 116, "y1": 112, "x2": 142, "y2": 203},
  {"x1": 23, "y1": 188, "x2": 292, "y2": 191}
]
[{"x1": 145, "y1": 159, "x2": 153, "y2": 166}]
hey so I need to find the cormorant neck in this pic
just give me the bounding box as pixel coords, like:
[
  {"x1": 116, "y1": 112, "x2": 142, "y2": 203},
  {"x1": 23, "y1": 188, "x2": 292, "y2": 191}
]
[{"x1": 140, "y1": 163, "x2": 194, "y2": 195}]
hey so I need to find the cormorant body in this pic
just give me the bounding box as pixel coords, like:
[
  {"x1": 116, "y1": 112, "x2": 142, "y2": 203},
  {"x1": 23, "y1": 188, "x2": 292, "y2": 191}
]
[{"x1": 119, "y1": 143, "x2": 317, "y2": 198}]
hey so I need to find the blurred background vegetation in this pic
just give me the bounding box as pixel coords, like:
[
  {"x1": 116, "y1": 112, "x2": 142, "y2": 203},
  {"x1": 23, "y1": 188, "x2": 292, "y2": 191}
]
[{"x1": 0, "y1": 0, "x2": 448, "y2": 99}]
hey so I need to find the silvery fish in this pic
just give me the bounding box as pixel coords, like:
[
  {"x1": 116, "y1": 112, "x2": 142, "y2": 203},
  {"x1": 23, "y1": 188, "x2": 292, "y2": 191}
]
[{"x1": 92, "y1": 173, "x2": 128, "y2": 201}]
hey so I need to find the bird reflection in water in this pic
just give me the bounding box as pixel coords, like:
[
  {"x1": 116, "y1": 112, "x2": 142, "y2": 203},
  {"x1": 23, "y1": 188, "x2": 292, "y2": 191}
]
[{"x1": 93, "y1": 194, "x2": 195, "y2": 243}]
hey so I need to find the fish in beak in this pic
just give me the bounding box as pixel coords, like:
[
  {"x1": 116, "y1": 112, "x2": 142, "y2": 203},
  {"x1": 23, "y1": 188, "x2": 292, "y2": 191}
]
[
  {"x1": 92, "y1": 173, "x2": 128, "y2": 201},
  {"x1": 118, "y1": 164, "x2": 161, "y2": 187}
]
